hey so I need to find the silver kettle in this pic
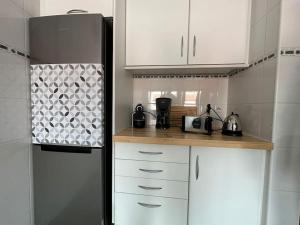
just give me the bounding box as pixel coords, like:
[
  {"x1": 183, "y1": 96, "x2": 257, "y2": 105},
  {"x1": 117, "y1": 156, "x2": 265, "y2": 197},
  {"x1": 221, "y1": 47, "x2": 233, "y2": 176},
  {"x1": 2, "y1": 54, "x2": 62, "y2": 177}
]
[{"x1": 222, "y1": 112, "x2": 243, "y2": 136}]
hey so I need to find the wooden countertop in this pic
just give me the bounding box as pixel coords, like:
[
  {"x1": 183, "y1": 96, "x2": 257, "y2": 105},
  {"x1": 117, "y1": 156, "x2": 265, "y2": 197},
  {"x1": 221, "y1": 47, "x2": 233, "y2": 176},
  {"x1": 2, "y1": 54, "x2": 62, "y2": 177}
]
[{"x1": 113, "y1": 127, "x2": 273, "y2": 150}]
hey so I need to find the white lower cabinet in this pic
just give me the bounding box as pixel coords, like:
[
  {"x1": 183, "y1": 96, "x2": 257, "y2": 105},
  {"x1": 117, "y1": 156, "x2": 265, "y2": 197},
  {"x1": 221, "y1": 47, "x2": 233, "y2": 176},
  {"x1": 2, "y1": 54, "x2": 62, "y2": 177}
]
[
  {"x1": 114, "y1": 143, "x2": 267, "y2": 225},
  {"x1": 115, "y1": 193, "x2": 188, "y2": 225},
  {"x1": 114, "y1": 143, "x2": 189, "y2": 225},
  {"x1": 189, "y1": 147, "x2": 266, "y2": 225}
]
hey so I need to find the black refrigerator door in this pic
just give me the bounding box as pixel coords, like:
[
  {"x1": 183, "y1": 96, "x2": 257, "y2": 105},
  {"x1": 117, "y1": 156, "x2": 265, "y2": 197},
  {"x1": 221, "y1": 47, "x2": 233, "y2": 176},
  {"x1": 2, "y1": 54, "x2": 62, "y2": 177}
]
[
  {"x1": 33, "y1": 145, "x2": 103, "y2": 225},
  {"x1": 29, "y1": 14, "x2": 103, "y2": 64}
]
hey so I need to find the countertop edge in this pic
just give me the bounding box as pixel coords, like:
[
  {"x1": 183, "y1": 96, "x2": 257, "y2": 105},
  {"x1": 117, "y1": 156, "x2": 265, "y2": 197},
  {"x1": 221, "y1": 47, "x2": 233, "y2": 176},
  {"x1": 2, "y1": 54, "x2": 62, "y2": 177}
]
[{"x1": 113, "y1": 135, "x2": 273, "y2": 151}]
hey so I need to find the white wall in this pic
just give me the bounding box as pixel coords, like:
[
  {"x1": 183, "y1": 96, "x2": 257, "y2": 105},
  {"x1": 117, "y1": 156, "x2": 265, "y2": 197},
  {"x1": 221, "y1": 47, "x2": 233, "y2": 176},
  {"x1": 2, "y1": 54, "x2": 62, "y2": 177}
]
[
  {"x1": 0, "y1": 0, "x2": 39, "y2": 225},
  {"x1": 40, "y1": 0, "x2": 113, "y2": 17},
  {"x1": 267, "y1": 0, "x2": 300, "y2": 224},
  {"x1": 227, "y1": 0, "x2": 281, "y2": 140}
]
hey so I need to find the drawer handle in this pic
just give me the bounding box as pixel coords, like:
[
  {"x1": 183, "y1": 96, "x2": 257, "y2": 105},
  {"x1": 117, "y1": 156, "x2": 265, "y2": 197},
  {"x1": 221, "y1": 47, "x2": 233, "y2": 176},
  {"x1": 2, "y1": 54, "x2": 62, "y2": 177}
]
[
  {"x1": 138, "y1": 185, "x2": 163, "y2": 191},
  {"x1": 139, "y1": 169, "x2": 163, "y2": 173},
  {"x1": 138, "y1": 202, "x2": 162, "y2": 208},
  {"x1": 138, "y1": 151, "x2": 163, "y2": 155}
]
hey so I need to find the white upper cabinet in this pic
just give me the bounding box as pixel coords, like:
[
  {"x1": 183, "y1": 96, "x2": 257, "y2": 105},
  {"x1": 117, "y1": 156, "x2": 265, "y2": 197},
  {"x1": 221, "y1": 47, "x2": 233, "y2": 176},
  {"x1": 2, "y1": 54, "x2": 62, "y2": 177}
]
[
  {"x1": 40, "y1": 0, "x2": 113, "y2": 17},
  {"x1": 189, "y1": 147, "x2": 266, "y2": 225},
  {"x1": 126, "y1": 0, "x2": 189, "y2": 66},
  {"x1": 125, "y1": 0, "x2": 251, "y2": 68},
  {"x1": 188, "y1": 0, "x2": 251, "y2": 65}
]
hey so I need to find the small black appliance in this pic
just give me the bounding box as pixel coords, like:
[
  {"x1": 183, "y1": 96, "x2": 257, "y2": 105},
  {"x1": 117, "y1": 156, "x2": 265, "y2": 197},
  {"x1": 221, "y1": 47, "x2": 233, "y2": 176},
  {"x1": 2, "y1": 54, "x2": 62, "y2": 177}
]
[
  {"x1": 132, "y1": 104, "x2": 146, "y2": 128},
  {"x1": 156, "y1": 98, "x2": 172, "y2": 129},
  {"x1": 182, "y1": 115, "x2": 213, "y2": 135},
  {"x1": 182, "y1": 104, "x2": 223, "y2": 135}
]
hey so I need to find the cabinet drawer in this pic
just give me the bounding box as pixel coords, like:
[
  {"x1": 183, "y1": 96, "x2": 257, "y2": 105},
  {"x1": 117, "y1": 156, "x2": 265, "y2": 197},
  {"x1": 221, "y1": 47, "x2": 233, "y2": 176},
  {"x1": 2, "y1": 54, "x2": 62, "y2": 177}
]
[
  {"x1": 115, "y1": 176, "x2": 188, "y2": 199},
  {"x1": 115, "y1": 142, "x2": 189, "y2": 163},
  {"x1": 115, "y1": 193, "x2": 188, "y2": 225},
  {"x1": 115, "y1": 159, "x2": 189, "y2": 181}
]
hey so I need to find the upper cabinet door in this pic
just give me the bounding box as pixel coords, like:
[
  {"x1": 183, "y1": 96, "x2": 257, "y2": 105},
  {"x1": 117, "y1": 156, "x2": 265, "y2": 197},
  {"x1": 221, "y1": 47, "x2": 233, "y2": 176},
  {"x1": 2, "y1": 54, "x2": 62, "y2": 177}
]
[
  {"x1": 126, "y1": 0, "x2": 189, "y2": 66},
  {"x1": 188, "y1": 0, "x2": 251, "y2": 65}
]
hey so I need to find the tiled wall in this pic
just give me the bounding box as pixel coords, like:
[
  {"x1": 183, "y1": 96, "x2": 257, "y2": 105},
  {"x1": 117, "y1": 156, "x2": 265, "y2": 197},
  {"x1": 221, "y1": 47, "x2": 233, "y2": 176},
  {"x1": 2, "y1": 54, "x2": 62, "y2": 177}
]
[
  {"x1": 267, "y1": 0, "x2": 300, "y2": 224},
  {"x1": 0, "y1": 0, "x2": 39, "y2": 225},
  {"x1": 227, "y1": 0, "x2": 281, "y2": 140},
  {"x1": 133, "y1": 77, "x2": 228, "y2": 125}
]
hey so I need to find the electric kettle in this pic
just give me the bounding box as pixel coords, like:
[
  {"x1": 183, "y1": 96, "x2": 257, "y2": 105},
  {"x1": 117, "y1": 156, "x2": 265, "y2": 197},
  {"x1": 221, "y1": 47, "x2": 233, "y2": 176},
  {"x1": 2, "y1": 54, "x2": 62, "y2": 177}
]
[{"x1": 222, "y1": 112, "x2": 243, "y2": 136}]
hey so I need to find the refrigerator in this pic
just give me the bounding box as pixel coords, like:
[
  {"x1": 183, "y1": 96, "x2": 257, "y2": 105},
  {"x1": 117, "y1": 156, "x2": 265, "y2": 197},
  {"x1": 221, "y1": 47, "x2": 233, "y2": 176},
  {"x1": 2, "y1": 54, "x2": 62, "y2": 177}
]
[{"x1": 29, "y1": 14, "x2": 113, "y2": 225}]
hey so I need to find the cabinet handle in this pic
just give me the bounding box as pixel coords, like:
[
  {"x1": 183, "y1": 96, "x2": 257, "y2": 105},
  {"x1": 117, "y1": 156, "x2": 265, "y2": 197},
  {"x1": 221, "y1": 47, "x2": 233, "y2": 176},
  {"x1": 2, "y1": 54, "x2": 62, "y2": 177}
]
[
  {"x1": 193, "y1": 35, "x2": 196, "y2": 57},
  {"x1": 139, "y1": 169, "x2": 163, "y2": 173},
  {"x1": 138, "y1": 202, "x2": 162, "y2": 208},
  {"x1": 138, "y1": 151, "x2": 163, "y2": 155},
  {"x1": 196, "y1": 155, "x2": 199, "y2": 180},
  {"x1": 181, "y1": 36, "x2": 184, "y2": 57},
  {"x1": 138, "y1": 185, "x2": 163, "y2": 191}
]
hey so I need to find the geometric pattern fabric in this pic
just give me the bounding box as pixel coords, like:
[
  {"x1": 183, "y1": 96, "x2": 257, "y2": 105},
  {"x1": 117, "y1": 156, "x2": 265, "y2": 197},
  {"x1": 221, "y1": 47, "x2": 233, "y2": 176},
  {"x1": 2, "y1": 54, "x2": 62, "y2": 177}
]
[{"x1": 31, "y1": 64, "x2": 104, "y2": 147}]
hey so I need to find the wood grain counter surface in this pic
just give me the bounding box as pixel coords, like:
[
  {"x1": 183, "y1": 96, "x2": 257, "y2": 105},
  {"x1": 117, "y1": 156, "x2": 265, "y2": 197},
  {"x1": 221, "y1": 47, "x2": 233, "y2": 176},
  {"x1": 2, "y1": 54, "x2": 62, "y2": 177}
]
[{"x1": 113, "y1": 127, "x2": 273, "y2": 150}]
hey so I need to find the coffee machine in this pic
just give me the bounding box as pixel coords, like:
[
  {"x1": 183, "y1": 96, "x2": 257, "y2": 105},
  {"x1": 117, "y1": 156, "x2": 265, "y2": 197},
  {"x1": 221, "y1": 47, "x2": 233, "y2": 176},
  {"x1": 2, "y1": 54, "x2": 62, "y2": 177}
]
[{"x1": 156, "y1": 98, "x2": 172, "y2": 129}]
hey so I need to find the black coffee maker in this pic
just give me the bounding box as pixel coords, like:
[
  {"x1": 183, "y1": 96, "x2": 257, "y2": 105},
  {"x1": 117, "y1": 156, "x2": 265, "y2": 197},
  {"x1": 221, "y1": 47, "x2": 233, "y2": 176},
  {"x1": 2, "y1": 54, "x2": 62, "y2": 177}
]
[
  {"x1": 156, "y1": 98, "x2": 172, "y2": 129},
  {"x1": 132, "y1": 104, "x2": 146, "y2": 128}
]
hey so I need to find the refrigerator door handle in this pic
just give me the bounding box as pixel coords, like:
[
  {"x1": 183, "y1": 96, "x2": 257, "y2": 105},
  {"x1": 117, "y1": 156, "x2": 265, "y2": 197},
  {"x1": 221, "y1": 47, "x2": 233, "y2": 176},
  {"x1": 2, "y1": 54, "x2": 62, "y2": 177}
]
[
  {"x1": 40, "y1": 144, "x2": 100, "y2": 154},
  {"x1": 67, "y1": 9, "x2": 88, "y2": 14}
]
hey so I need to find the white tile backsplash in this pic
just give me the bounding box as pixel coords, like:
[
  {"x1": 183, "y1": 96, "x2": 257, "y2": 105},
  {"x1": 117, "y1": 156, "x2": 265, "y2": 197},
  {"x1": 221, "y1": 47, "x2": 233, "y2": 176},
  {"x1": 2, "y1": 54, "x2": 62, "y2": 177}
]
[
  {"x1": 0, "y1": 140, "x2": 31, "y2": 225},
  {"x1": 252, "y1": 0, "x2": 268, "y2": 24},
  {"x1": 0, "y1": 0, "x2": 26, "y2": 51},
  {"x1": 267, "y1": 190, "x2": 300, "y2": 225},
  {"x1": 259, "y1": 58, "x2": 277, "y2": 103},
  {"x1": 276, "y1": 57, "x2": 300, "y2": 104},
  {"x1": 265, "y1": 4, "x2": 281, "y2": 55},
  {"x1": 133, "y1": 78, "x2": 228, "y2": 124},
  {"x1": 267, "y1": 0, "x2": 281, "y2": 11},
  {"x1": 10, "y1": 0, "x2": 24, "y2": 10},
  {"x1": 253, "y1": 17, "x2": 267, "y2": 60},
  {"x1": 266, "y1": 1, "x2": 300, "y2": 223},
  {"x1": 227, "y1": 103, "x2": 274, "y2": 140},
  {"x1": 0, "y1": 52, "x2": 28, "y2": 99},
  {"x1": 280, "y1": 0, "x2": 300, "y2": 47},
  {"x1": 273, "y1": 103, "x2": 300, "y2": 148},
  {"x1": 228, "y1": 57, "x2": 276, "y2": 139},
  {"x1": 24, "y1": 0, "x2": 40, "y2": 16},
  {"x1": 228, "y1": 0, "x2": 280, "y2": 140},
  {"x1": 0, "y1": 0, "x2": 36, "y2": 224},
  {"x1": 0, "y1": 99, "x2": 30, "y2": 143},
  {"x1": 260, "y1": 103, "x2": 275, "y2": 140}
]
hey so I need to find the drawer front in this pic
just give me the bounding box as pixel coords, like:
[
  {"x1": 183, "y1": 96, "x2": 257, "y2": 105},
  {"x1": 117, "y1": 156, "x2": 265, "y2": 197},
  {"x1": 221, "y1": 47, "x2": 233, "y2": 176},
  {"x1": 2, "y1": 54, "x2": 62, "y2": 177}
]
[
  {"x1": 115, "y1": 176, "x2": 188, "y2": 199},
  {"x1": 115, "y1": 142, "x2": 189, "y2": 163},
  {"x1": 115, "y1": 159, "x2": 189, "y2": 181},
  {"x1": 115, "y1": 193, "x2": 188, "y2": 225}
]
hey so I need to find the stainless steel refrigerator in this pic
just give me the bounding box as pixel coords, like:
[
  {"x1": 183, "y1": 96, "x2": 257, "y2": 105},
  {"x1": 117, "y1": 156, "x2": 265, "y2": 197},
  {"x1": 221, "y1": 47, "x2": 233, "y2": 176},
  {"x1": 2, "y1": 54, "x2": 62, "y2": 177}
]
[{"x1": 29, "y1": 14, "x2": 113, "y2": 225}]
